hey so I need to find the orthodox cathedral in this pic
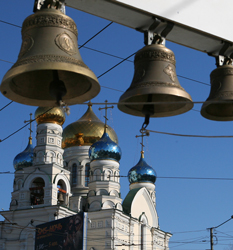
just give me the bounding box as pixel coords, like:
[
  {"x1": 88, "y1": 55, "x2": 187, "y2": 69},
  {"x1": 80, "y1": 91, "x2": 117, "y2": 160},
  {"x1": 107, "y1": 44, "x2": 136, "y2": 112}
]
[{"x1": 0, "y1": 104, "x2": 171, "y2": 250}]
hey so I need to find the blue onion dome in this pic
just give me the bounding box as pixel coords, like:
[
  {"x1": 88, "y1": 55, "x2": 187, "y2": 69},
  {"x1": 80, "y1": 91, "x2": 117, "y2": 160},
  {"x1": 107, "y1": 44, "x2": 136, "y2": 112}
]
[
  {"x1": 128, "y1": 152, "x2": 156, "y2": 184},
  {"x1": 89, "y1": 131, "x2": 122, "y2": 162},
  {"x1": 13, "y1": 137, "x2": 34, "y2": 171},
  {"x1": 35, "y1": 107, "x2": 65, "y2": 126}
]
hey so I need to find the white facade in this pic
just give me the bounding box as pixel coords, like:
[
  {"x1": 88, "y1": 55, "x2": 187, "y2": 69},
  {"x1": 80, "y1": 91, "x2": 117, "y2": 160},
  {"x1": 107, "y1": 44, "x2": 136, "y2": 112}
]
[{"x1": 0, "y1": 109, "x2": 171, "y2": 250}]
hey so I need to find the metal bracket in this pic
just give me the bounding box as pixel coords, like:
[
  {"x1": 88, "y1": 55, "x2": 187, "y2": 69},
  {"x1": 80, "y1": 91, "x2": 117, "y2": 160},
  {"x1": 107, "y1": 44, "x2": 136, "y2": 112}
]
[
  {"x1": 144, "y1": 18, "x2": 174, "y2": 46},
  {"x1": 208, "y1": 41, "x2": 233, "y2": 67},
  {"x1": 33, "y1": 0, "x2": 66, "y2": 14}
]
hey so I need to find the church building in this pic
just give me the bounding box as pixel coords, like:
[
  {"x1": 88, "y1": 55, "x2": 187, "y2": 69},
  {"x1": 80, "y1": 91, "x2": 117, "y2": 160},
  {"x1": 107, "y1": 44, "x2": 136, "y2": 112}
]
[{"x1": 0, "y1": 104, "x2": 171, "y2": 250}]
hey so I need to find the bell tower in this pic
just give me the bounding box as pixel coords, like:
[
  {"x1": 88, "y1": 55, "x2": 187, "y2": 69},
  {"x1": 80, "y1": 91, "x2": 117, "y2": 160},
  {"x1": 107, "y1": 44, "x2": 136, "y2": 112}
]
[
  {"x1": 87, "y1": 101, "x2": 123, "y2": 211},
  {"x1": 10, "y1": 107, "x2": 72, "y2": 210}
]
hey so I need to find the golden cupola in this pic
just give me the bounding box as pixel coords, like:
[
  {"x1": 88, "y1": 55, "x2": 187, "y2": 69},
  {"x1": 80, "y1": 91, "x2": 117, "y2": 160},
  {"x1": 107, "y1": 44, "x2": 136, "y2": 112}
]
[
  {"x1": 62, "y1": 104, "x2": 118, "y2": 148},
  {"x1": 35, "y1": 107, "x2": 66, "y2": 125}
]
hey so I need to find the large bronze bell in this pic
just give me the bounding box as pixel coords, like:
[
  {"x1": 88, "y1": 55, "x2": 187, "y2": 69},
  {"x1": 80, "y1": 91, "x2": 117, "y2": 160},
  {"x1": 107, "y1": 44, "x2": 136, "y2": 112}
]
[
  {"x1": 0, "y1": 8, "x2": 100, "y2": 106},
  {"x1": 201, "y1": 64, "x2": 233, "y2": 121},
  {"x1": 118, "y1": 44, "x2": 193, "y2": 117}
]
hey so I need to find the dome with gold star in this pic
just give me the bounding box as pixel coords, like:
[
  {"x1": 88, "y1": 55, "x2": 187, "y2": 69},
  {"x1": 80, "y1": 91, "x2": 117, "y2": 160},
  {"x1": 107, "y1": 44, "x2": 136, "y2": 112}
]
[
  {"x1": 62, "y1": 104, "x2": 118, "y2": 148},
  {"x1": 35, "y1": 107, "x2": 65, "y2": 126}
]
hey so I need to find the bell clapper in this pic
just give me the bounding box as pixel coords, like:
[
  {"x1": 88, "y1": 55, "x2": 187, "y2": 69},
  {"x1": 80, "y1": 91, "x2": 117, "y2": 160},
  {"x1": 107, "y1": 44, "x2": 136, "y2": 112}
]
[
  {"x1": 59, "y1": 100, "x2": 70, "y2": 116},
  {"x1": 49, "y1": 70, "x2": 67, "y2": 106},
  {"x1": 141, "y1": 94, "x2": 154, "y2": 129}
]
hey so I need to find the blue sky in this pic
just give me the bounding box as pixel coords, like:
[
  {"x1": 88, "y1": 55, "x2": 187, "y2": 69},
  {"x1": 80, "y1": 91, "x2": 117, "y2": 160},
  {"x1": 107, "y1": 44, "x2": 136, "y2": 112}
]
[{"x1": 1, "y1": 1, "x2": 233, "y2": 249}]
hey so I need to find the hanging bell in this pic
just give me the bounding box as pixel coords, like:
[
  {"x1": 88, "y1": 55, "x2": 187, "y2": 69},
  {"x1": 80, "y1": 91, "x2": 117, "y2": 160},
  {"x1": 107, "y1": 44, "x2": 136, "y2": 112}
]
[
  {"x1": 58, "y1": 192, "x2": 64, "y2": 202},
  {"x1": 201, "y1": 64, "x2": 233, "y2": 121},
  {"x1": 118, "y1": 44, "x2": 193, "y2": 117},
  {"x1": 0, "y1": 7, "x2": 100, "y2": 106}
]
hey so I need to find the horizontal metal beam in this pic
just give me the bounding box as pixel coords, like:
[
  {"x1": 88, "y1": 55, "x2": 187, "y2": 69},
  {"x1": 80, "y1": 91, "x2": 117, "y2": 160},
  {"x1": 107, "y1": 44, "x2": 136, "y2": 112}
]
[{"x1": 66, "y1": 0, "x2": 233, "y2": 58}]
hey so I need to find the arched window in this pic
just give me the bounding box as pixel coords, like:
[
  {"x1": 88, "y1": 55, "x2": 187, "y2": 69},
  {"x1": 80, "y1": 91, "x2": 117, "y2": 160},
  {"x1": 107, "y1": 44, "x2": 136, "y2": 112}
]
[
  {"x1": 72, "y1": 163, "x2": 77, "y2": 185},
  {"x1": 57, "y1": 180, "x2": 66, "y2": 205},
  {"x1": 85, "y1": 163, "x2": 90, "y2": 187},
  {"x1": 30, "y1": 177, "x2": 45, "y2": 205}
]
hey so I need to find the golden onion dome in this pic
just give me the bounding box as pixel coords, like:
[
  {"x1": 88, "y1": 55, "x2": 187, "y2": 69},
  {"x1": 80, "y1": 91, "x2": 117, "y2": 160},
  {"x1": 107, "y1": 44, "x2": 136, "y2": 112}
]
[
  {"x1": 35, "y1": 107, "x2": 66, "y2": 125},
  {"x1": 62, "y1": 104, "x2": 118, "y2": 148}
]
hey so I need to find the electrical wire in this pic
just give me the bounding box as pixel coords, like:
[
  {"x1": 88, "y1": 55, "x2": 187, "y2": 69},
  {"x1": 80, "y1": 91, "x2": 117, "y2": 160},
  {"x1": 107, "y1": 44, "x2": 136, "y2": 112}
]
[
  {"x1": 2, "y1": 171, "x2": 233, "y2": 182},
  {"x1": 0, "y1": 100, "x2": 13, "y2": 111},
  {"x1": 78, "y1": 22, "x2": 113, "y2": 49},
  {"x1": 0, "y1": 107, "x2": 53, "y2": 142},
  {"x1": 0, "y1": 20, "x2": 21, "y2": 28},
  {"x1": 147, "y1": 129, "x2": 233, "y2": 138}
]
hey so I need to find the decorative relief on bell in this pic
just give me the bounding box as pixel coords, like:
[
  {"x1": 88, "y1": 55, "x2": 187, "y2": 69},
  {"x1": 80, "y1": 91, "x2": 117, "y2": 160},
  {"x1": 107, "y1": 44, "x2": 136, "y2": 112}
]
[
  {"x1": 135, "y1": 49, "x2": 176, "y2": 64},
  {"x1": 55, "y1": 33, "x2": 77, "y2": 55},
  {"x1": 18, "y1": 35, "x2": 34, "y2": 58},
  {"x1": 23, "y1": 13, "x2": 78, "y2": 36},
  {"x1": 12, "y1": 54, "x2": 88, "y2": 68},
  {"x1": 163, "y1": 64, "x2": 176, "y2": 82}
]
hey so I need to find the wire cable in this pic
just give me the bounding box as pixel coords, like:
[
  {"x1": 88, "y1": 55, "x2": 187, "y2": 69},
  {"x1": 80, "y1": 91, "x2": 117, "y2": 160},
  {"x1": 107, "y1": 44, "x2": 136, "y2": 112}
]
[
  {"x1": 147, "y1": 129, "x2": 233, "y2": 138},
  {"x1": 0, "y1": 101, "x2": 13, "y2": 111},
  {"x1": 2, "y1": 171, "x2": 233, "y2": 182},
  {"x1": 0, "y1": 107, "x2": 53, "y2": 142},
  {"x1": 78, "y1": 22, "x2": 113, "y2": 49},
  {"x1": 0, "y1": 20, "x2": 21, "y2": 28}
]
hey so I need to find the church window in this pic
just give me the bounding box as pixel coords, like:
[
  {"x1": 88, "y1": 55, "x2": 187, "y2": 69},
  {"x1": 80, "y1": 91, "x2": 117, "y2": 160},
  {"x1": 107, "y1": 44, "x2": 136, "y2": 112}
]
[
  {"x1": 85, "y1": 163, "x2": 90, "y2": 187},
  {"x1": 57, "y1": 180, "x2": 66, "y2": 205},
  {"x1": 40, "y1": 137, "x2": 44, "y2": 143},
  {"x1": 30, "y1": 177, "x2": 45, "y2": 205},
  {"x1": 57, "y1": 139, "x2": 61, "y2": 146},
  {"x1": 48, "y1": 137, "x2": 54, "y2": 143},
  {"x1": 72, "y1": 163, "x2": 77, "y2": 184}
]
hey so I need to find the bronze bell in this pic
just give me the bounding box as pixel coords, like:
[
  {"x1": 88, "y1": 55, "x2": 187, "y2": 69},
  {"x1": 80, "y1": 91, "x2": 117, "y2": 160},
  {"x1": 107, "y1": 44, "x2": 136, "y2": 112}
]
[
  {"x1": 201, "y1": 64, "x2": 233, "y2": 121},
  {"x1": 58, "y1": 192, "x2": 64, "y2": 202},
  {"x1": 118, "y1": 44, "x2": 193, "y2": 117},
  {"x1": 0, "y1": 8, "x2": 100, "y2": 106}
]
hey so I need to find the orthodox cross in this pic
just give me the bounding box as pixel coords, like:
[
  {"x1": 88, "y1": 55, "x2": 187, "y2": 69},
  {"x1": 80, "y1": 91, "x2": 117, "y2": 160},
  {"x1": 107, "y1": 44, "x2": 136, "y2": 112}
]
[
  {"x1": 99, "y1": 100, "x2": 114, "y2": 132},
  {"x1": 136, "y1": 128, "x2": 150, "y2": 155},
  {"x1": 24, "y1": 113, "x2": 33, "y2": 141}
]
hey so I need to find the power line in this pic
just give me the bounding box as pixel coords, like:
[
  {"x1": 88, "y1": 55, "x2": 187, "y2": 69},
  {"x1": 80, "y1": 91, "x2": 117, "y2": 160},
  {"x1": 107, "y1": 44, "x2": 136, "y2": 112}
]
[
  {"x1": 0, "y1": 101, "x2": 13, "y2": 111},
  {"x1": 2, "y1": 171, "x2": 233, "y2": 182},
  {"x1": 0, "y1": 107, "x2": 53, "y2": 142},
  {"x1": 147, "y1": 129, "x2": 233, "y2": 138},
  {"x1": 0, "y1": 20, "x2": 21, "y2": 28},
  {"x1": 97, "y1": 51, "x2": 136, "y2": 79},
  {"x1": 78, "y1": 22, "x2": 113, "y2": 49}
]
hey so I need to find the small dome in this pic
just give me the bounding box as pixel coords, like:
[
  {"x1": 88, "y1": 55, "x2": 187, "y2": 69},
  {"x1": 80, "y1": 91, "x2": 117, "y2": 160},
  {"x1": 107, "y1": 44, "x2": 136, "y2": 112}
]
[
  {"x1": 35, "y1": 107, "x2": 65, "y2": 125},
  {"x1": 89, "y1": 132, "x2": 121, "y2": 162},
  {"x1": 13, "y1": 137, "x2": 34, "y2": 171},
  {"x1": 128, "y1": 152, "x2": 156, "y2": 184},
  {"x1": 62, "y1": 104, "x2": 118, "y2": 148}
]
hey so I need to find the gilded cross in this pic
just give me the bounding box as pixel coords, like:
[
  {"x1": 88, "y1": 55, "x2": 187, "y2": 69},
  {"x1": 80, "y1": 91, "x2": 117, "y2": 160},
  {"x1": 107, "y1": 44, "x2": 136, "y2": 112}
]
[
  {"x1": 24, "y1": 113, "x2": 33, "y2": 140},
  {"x1": 136, "y1": 128, "x2": 150, "y2": 155},
  {"x1": 99, "y1": 100, "x2": 114, "y2": 132}
]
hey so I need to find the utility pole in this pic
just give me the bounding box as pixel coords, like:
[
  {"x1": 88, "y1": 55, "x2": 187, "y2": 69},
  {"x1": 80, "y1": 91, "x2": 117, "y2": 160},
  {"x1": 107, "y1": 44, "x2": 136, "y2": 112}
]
[{"x1": 208, "y1": 215, "x2": 233, "y2": 250}]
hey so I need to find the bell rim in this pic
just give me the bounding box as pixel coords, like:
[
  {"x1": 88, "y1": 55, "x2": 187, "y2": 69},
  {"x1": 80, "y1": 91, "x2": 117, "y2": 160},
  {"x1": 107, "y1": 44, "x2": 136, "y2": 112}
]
[
  {"x1": 0, "y1": 62, "x2": 100, "y2": 106},
  {"x1": 118, "y1": 86, "x2": 193, "y2": 117},
  {"x1": 201, "y1": 103, "x2": 233, "y2": 121}
]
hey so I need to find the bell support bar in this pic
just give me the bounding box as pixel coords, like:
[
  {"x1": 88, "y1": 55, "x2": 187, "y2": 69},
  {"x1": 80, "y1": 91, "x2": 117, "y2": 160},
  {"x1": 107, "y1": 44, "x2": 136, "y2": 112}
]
[
  {"x1": 143, "y1": 18, "x2": 174, "y2": 46},
  {"x1": 66, "y1": 0, "x2": 233, "y2": 58},
  {"x1": 33, "y1": 0, "x2": 66, "y2": 13}
]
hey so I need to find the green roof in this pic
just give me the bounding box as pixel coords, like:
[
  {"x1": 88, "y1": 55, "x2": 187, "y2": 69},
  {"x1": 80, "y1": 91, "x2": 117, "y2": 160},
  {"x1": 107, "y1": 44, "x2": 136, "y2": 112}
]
[{"x1": 122, "y1": 187, "x2": 142, "y2": 215}]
